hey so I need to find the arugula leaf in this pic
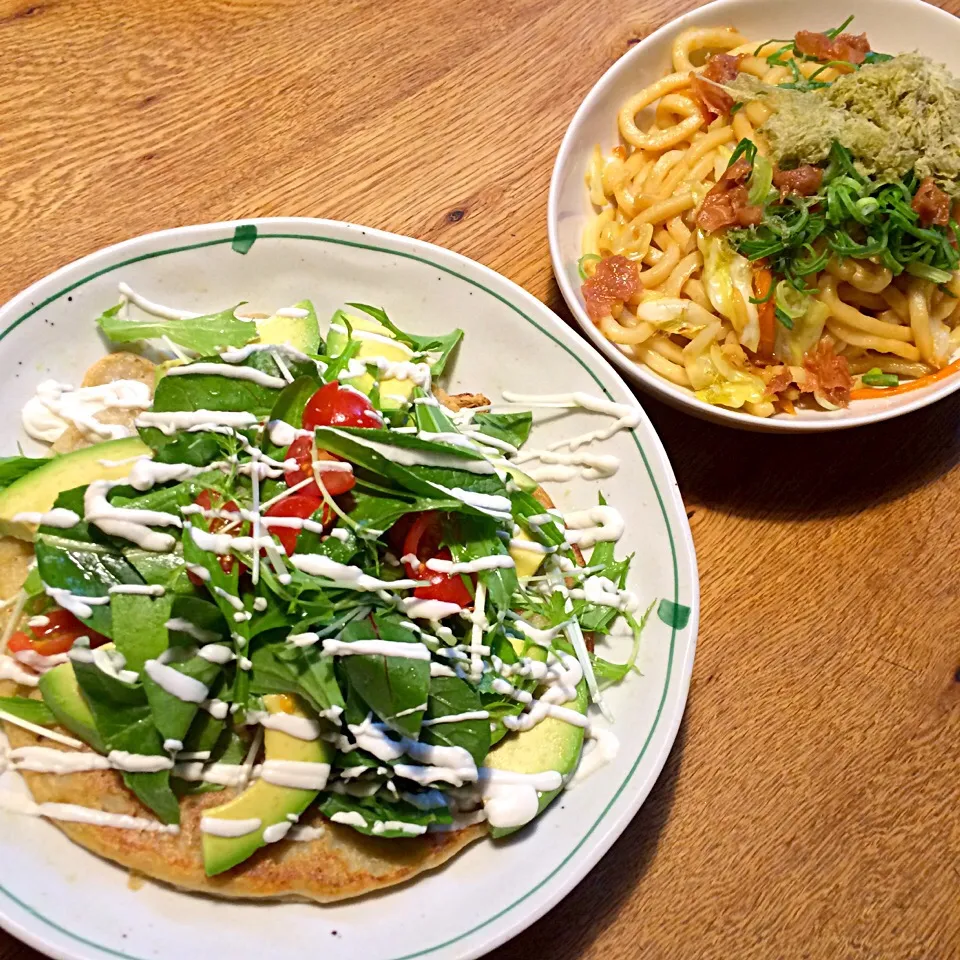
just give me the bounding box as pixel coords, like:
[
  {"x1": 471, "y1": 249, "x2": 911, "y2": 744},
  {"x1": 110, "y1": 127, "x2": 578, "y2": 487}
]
[
  {"x1": 421, "y1": 675, "x2": 490, "y2": 766},
  {"x1": 319, "y1": 791, "x2": 452, "y2": 837},
  {"x1": 338, "y1": 614, "x2": 430, "y2": 738},
  {"x1": 447, "y1": 513, "x2": 517, "y2": 612},
  {"x1": 71, "y1": 658, "x2": 179, "y2": 824},
  {"x1": 345, "y1": 303, "x2": 463, "y2": 375},
  {"x1": 112, "y1": 593, "x2": 174, "y2": 673},
  {"x1": 0, "y1": 695, "x2": 56, "y2": 726},
  {"x1": 412, "y1": 390, "x2": 458, "y2": 435},
  {"x1": 470, "y1": 412, "x2": 533, "y2": 450},
  {"x1": 96, "y1": 302, "x2": 257, "y2": 354},
  {"x1": 0, "y1": 456, "x2": 51, "y2": 491}
]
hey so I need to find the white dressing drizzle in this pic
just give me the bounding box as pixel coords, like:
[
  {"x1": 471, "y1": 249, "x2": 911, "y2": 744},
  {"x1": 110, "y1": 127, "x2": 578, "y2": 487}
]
[
  {"x1": 0, "y1": 791, "x2": 180, "y2": 834},
  {"x1": 164, "y1": 363, "x2": 287, "y2": 389},
  {"x1": 143, "y1": 660, "x2": 209, "y2": 703},
  {"x1": 290, "y1": 555, "x2": 422, "y2": 592},
  {"x1": 260, "y1": 759, "x2": 331, "y2": 791},
  {"x1": 511, "y1": 450, "x2": 620, "y2": 482},
  {"x1": 11, "y1": 508, "x2": 79, "y2": 529},
  {"x1": 135, "y1": 410, "x2": 259, "y2": 436},
  {"x1": 424, "y1": 555, "x2": 515, "y2": 575},
  {"x1": 84, "y1": 481, "x2": 180, "y2": 551},
  {"x1": 500, "y1": 390, "x2": 641, "y2": 450},
  {"x1": 165, "y1": 618, "x2": 221, "y2": 644},
  {"x1": 562, "y1": 505, "x2": 626, "y2": 550},
  {"x1": 43, "y1": 586, "x2": 110, "y2": 620},
  {"x1": 200, "y1": 816, "x2": 262, "y2": 838},
  {"x1": 321, "y1": 638, "x2": 431, "y2": 660},
  {"x1": 22, "y1": 379, "x2": 152, "y2": 444}
]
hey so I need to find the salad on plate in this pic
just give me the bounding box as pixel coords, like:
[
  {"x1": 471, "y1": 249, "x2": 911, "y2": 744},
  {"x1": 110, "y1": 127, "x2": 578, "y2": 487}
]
[{"x1": 0, "y1": 287, "x2": 649, "y2": 901}]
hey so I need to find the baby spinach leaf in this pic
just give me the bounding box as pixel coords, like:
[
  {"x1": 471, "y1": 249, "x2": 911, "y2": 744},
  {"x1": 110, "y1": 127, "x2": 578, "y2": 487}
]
[
  {"x1": 249, "y1": 642, "x2": 344, "y2": 715},
  {"x1": 143, "y1": 653, "x2": 221, "y2": 743},
  {"x1": 315, "y1": 427, "x2": 507, "y2": 516},
  {"x1": 0, "y1": 456, "x2": 51, "y2": 491},
  {"x1": 35, "y1": 535, "x2": 144, "y2": 639},
  {"x1": 347, "y1": 493, "x2": 463, "y2": 538},
  {"x1": 0, "y1": 695, "x2": 56, "y2": 726},
  {"x1": 319, "y1": 791, "x2": 452, "y2": 837},
  {"x1": 96, "y1": 302, "x2": 257, "y2": 354},
  {"x1": 338, "y1": 614, "x2": 430, "y2": 739},
  {"x1": 112, "y1": 593, "x2": 174, "y2": 673},
  {"x1": 71, "y1": 658, "x2": 179, "y2": 824},
  {"x1": 421, "y1": 676, "x2": 490, "y2": 767}
]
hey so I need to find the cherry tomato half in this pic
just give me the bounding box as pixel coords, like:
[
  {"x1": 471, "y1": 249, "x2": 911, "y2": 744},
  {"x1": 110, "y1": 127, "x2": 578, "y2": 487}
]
[
  {"x1": 187, "y1": 489, "x2": 244, "y2": 583},
  {"x1": 402, "y1": 512, "x2": 473, "y2": 608},
  {"x1": 264, "y1": 494, "x2": 330, "y2": 557},
  {"x1": 283, "y1": 436, "x2": 356, "y2": 498},
  {"x1": 7, "y1": 609, "x2": 109, "y2": 658},
  {"x1": 302, "y1": 380, "x2": 382, "y2": 431}
]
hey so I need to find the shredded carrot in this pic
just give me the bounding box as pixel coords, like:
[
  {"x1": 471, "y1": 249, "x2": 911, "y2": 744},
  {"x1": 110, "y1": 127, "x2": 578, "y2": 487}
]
[
  {"x1": 779, "y1": 396, "x2": 796, "y2": 415},
  {"x1": 850, "y1": 355, "x2": 960, "y2": 400},
  {"x1": 754, "y1": 265, "x2": 775, "y2": 362}
]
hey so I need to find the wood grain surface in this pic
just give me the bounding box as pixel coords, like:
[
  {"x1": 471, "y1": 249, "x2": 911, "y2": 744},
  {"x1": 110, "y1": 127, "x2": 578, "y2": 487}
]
[{"x1": 1, "y1": 0, "x2": 958, "y2": 957}]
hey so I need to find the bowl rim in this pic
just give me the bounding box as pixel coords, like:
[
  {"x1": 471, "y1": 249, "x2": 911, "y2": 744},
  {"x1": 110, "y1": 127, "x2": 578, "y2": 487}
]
[
  {"x1": 0, "y1": 216, "x2": 700, "y2": 960},
  {"x1": 547, "y1": 0, "x2": 960, "y2": 433}
]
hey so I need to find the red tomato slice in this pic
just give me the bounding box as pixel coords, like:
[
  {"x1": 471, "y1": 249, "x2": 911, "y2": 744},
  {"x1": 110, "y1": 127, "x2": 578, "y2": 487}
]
[
  {"x1": 284, "y1": 437, "x2": 356, "y2": 498},
  {"x1": 8, "y1": 610, "x2": 109, "y2": 657},
  {"x1": 264, "y1": 494, "x2": 329, "y2": 556},
  {"x1": 284, "y1": 435, "x2": 319, "y2": 496},
  {"x1": 188, "y1": 489, "x2": 244, "y2": 581},
  {"x1": 402, "y1": 512, "x2": 473, "y2": 608},
  {"x1": 302, "y1": 380, "x2": 382, "y2": 431}
]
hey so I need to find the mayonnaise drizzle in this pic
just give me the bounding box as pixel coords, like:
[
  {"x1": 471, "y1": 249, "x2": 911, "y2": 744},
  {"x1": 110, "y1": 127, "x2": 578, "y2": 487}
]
[
  {"x1": 321, "y1": 638, "x2": 431, "y2": 660},
  {"x1": 22, "y1": 379, "x2": 152, "y2": 444},
  {"x1": 0, "y1": 791, "x2": 180, "y2": 834},
  {"x1": 164, "y1": 363, "x2": 287, "y2": 390}
]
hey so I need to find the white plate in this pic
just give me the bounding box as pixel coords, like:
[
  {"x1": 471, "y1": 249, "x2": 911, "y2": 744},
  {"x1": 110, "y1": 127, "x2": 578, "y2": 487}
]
[
  {"x1": 549, "y1": 0, "x2": 960, "y2": 432},
  {"x1": 0, "y1": 219, "x2": 698, "y2": 960}
]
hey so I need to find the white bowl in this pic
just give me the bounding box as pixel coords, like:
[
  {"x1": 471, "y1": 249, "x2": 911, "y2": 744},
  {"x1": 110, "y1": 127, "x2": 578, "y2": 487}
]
[
  {"x1": 0, "y1": 218, "x2": 698, "y2": 960},
  {"x1": 549, "y1": 0, "x2": 960, "y2": 432}
]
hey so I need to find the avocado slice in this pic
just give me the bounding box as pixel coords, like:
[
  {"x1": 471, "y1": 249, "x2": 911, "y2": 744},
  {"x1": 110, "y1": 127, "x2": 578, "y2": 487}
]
[
  {"x1": 202, "y1": 693, "x2": 334, "y2": 876},
  {"x1": 509, "y1": 528, "x2": 548, "y2": 580},
  {"x1": 255, "y1": 300, "x2": 321, "y2": 355},
  {"x1": 0, "y1": 436, "x2": 151, "y2": 541},
  {"x1": 37, "y1": 661, "x2": 105, "y2": 753},
  {"x1": 485, "y1": 643, "x2": 588, "y2": 838},
  {"x1": 325, "y1": 313, "x2": 416, "y2": 409}
]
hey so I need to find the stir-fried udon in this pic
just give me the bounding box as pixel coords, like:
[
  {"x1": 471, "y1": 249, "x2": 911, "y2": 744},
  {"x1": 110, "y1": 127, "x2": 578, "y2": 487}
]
[{"x1": 581, "y1": 16, "x2": 960, "y2": 416}]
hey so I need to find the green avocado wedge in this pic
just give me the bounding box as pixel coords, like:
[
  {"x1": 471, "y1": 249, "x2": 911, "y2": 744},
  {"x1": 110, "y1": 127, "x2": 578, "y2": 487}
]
[
  {"x1": 202, "y1": 694, "x2": 334, "y2": 876},
  {"x1": 0, "y1": 436, "x2": 151, "y2": 541},
  {"x1": 484, "y1": 642, "x2": 588, "y2": 839},
  {"x1": 37, "y1": 661, "x2": 105, "y2": 753},
  {"x1": 255, "y1": 300, "x2": 321, "y2": 355}
]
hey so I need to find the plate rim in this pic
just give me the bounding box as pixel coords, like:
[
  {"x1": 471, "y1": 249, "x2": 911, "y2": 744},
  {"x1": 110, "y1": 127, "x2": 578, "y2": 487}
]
[
  {"x1": 547, "y1": 0, "x2": 960, "y2": 433},
  {"x1": 0, "y1": 216, "x2": 699, "y2": 960}
]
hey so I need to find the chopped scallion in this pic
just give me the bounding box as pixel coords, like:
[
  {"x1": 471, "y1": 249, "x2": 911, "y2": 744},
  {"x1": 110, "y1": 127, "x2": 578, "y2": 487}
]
[
  {"x1": 577, "y1": 254, "x2": 602, "y2": 280},
  {"x1": 861, "y1": 368, "x2": 900, "y2": 388}
]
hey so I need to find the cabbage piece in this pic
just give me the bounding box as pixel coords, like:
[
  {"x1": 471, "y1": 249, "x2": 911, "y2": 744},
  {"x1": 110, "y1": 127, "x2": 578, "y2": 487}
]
[
  {"x1": 774, "y1": 299, "x2": 829, "y2": 365},
  {"x1": 692, "y1": 344, "x2": 768, "y2": 409},
  {"x1": 697, "y1": 233, "x2": 760, "y2": 352},
  {"x1": 635, "y1": 294, "x2": 717, "y2": 336}
]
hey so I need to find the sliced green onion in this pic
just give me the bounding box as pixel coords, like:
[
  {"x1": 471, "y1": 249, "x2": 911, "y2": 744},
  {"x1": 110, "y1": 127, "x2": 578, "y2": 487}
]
[
  {"x1": 748, "y1": 155, "x2": 773, "y2": 207},
  {"x1": 775, "y1": 279, "x2": 809, "y2": 319},
  {"x1": 863, "y1": 51, "x2": 894, "y2": 64},
  {"x1": 861, "y1": 368, "x2": 900, "y2": 388},
  {"x1": 906, "y1": 262, "x2": 954, "y2": 285},
  {"x1": 730, "y1": 101, "x2": 744, "y2": 116},
  {"x1": 824, "y1": 15, "x2": 855, "y2": 40},
  {"x1": 774, "y1": 306, "x2": 795, "y2": 330},
  {"x1": 727, "y1": 138, "x2": 758, "y2": 170},
  {"x1": 577, "y1": 254, "x2": 602, "y2": 280},
  {"x1": 855, "y1": 197, "x2": 880, "y2": 219}
]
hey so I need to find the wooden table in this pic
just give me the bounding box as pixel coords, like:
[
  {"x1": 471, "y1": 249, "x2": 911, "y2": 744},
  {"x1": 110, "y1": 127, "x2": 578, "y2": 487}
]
[{"x1": 2, "y1": 0, "x2": 958, "y2": 956}]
